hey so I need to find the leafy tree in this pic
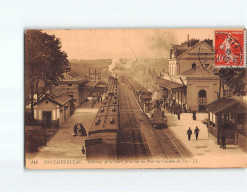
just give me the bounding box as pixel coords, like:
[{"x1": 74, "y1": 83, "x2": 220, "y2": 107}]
[
  {"x1": 25, "y1": 30, "x2": 70, "y2": 119},
  {"x1": 215, "y1": 68, "x2": 246, "y2": 97}
]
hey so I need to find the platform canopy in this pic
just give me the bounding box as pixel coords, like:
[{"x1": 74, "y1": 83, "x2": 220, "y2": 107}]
[
  {"x1": 206, "y1": 97, "x2": 246, "y2": 114},
  {"x1": 155, "y1": 77, "x2": 184, "y2": 91}
]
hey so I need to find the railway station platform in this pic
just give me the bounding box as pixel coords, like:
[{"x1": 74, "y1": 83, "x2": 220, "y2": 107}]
[
  {"x1": 164, "y1": 110, "x2": 247, "y2": 167},
  {"x1": 26, "y1": 100, "x2": 101, "y2": 160}
]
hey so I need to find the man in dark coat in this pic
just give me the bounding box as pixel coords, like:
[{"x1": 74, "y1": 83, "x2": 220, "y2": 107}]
[
  {"x1": 192, "y1": 110, "x2": 197, "y2": 120},
  {"x1": 194, "y1": 126, "x2": 200, "y2": 140},
  {"x1": 73, "y1": 123, "x2": 78, "y2": 136},
  {"x1": 79, "y1": 123, "x2": 87, "y2": 136},
  {"x1": 187, "y1": 127, "x2": 192, "y2": 141},
  {"x1": 177, "y1": 105, "x2": 182, "y2": 120},
  {"x1": 221, "y1": 133, "x2": 226, "y2": 149}
]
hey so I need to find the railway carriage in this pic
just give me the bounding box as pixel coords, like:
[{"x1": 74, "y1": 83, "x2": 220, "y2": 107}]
[{"x1": 85, "y1": 77, "x2": 119, "y2": 160}]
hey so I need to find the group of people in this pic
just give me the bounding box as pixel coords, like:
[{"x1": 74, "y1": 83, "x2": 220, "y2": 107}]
[
  {"x1": 163, "y1": 100, "x2": 183, "y2": 120},
  {"x1": 73, "y1": 123, "x2": 87, "y2": 136},
  {"x1": 187, "y1": 126, "x2": 200, "y2": 141},
  {"x1": 92, "y1": 92, "x2": 103, "y2": 108}
]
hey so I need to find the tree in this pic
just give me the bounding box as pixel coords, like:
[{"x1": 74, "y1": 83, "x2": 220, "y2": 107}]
[
  {"x1": 25, "y1": 30, "x2": 70, "y2": 119},
  {"x1": 215, "y1": 68, "x2": 246, "y2": 97}
]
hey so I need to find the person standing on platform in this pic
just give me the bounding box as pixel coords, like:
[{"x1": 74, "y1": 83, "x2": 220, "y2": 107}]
[
  {"x1": 192, "y1": 110, "x2": 197, "y2": 120},
  {"x1": 194, "y1": 126, "x2": 200, "y2": 140},
  {"x1": 177, "y1": 105, "x2": 182, "y2": 120},
  {"x1": 187, "y1": 127, "x2": 192, "y2": 141},
  {"x1": 221, "y1": 133, "x2": 226, "y2": 149},
  {"x1": 73, "y1": 123, "x2": 78, "y2": 136},
  {"x1": 100, "y1": 95, "x2": 102, "y2": 103},
  {"x1": 79, "y1": 123, "x2": 87, "y2": 136}
]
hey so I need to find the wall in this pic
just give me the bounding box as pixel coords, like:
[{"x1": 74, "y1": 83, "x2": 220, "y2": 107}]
[
  {"x1": 178, "y1": 59, "x2": 214, "y2": 74},
  {"x1": 238, "y1": 134, "x2": 247, "y2": 152},
  {"x1": 56, "y1": 83, "x2": 80, "y2": 107},
  {"x1": 186, "y1": 78, "x2": 219, "y2": 111},
  {"x1": 34, "y1": 100, "x2": 58, "y2": 121},
  {"x1": 34, "y1": 99, "x2": 71, "y2": 127}
]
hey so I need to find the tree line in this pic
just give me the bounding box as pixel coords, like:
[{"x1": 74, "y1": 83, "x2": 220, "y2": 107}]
[{"x1": 25, "y1": 30, "x2": 70, "y2": 120}]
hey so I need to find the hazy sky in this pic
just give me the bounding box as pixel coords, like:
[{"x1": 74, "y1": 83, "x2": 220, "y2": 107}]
[{"x1": 44, "y1": 29, "x2": 215, "y2": 60}]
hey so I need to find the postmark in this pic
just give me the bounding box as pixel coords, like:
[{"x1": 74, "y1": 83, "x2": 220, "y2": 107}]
[{"x1": 215, "y1": 30, "x2": 245, "y2": 67}]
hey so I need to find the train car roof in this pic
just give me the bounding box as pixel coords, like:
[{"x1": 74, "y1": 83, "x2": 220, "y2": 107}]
[{"x1": 89, "y1": 115, "x2": 118, "y2": 135}]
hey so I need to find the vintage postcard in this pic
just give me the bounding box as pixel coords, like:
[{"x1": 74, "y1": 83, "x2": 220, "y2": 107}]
[{"x1": 25, "y1": 28, "x2": 247, "y2": 169}]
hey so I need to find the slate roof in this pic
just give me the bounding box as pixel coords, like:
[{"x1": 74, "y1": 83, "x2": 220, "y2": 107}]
[
  {"x1": 37, "y1": 90, "x2": 72, "y2": 106},
  {"x1": 181, "y1": 65, "x2": 218, "y2": 77}
]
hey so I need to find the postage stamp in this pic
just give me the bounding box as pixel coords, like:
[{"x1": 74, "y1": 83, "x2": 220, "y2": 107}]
[{"x1": 215, "y1": 30, "x2": 246, "y2": 67}]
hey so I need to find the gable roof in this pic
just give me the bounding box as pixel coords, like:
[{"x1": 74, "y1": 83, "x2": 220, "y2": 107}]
[
  {"x1": 37, "y1": 90, "x2": 72, "y2": 106},
  {"x1": 177, "y1": 41, "x2": 214, "y2": 59},
  {"x1": 181, "y1": 65, "x2": 219, "y2": 77}
]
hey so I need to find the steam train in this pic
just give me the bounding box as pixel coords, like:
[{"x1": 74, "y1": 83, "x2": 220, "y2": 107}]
[
  {"x1": 121, "y1": 75, "x2": 167, "y2": 129},
  {"x1": 85, "y1": 76, "x2": 119, "y2": 160}
]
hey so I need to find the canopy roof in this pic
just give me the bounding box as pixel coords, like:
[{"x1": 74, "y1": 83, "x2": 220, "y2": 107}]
[
  {"x1": 155, "y1": 77, "x2": 184, "y2": 90},
  {"x1": 206, "y1": 97, "x2": 246, "y2": 114}
]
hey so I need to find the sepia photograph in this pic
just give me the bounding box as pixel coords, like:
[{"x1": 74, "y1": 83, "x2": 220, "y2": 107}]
[{"x1": 24, "y1": 28, "x2": 247, "y2": 169}]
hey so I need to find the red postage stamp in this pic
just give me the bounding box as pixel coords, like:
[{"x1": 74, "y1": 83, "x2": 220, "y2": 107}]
[{"x1": 215, "y1": 30, "x2": 245, "y2": 67}]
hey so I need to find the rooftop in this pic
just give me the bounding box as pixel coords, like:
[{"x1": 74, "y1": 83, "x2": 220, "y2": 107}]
[
  {"x1": 155, "y1": 77, "x2": 184, "y2": 90},
  {"x1": 206, "y1": 97, "x2": 246, "y2": 114},
  {"x1": 60, "y1": 72, "x2": 88, "y2": 84}
]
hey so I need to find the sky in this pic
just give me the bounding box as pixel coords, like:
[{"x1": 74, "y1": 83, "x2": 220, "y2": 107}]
[{"x1": 44, "y1": 29, "x2": 215, "y2": 60}]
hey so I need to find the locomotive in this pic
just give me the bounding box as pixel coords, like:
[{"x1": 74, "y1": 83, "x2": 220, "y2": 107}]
[{"x1": 121, "y1": 75, "x2": 167, "y2": 129}]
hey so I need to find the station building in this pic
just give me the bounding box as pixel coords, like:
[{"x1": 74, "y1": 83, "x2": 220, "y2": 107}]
[
  {"x1": 155, "y1": 37, "x2": 220, "y2": 112},
  {"x1": 33, "y1": 89, "x2": 72, "y2": 128},
  {"x1": 55, "y1": 72, "x2": 89, "y2": 107}
]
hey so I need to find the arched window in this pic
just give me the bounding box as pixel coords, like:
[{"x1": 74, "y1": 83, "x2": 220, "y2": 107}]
[{"x1": 198, "y1": 90, "x2": 207, "y2": 111}]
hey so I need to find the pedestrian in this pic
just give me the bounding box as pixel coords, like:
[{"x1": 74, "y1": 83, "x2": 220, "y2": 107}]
[
  {"x1": 187, "y1": 127, "x2": 192, "y2": 141},
  {"x1": 73, "y1": 123, "x2": 78, "y2": 136},
  {"x1": 79, "y1": 123, "x2": 87, "y2": 136},
  {"x1": 97, "y1": 93, "x2": 100, "y2": 103},
  {"x1": 81, "y1": 146, "x2": 85, "y2": 154},
  {"x1": 174, "y1": 105, "x2": 177, "y2": 115},
  {"x1": 194, "y1": 126, "x2": 200, "y2": 140},
  {"x1": 192, "y1": 110, "x2": 197, "y2": 120},
  {"x1": 219, "y1": 132, "x2": 223, "y2": 148},
  {"x1": 177, "y1": 105, "x2": 182, "y2": 120},
  {"x1": 92, "y1": 98, "x2": 95, "y2": 108},
  {"x1": 100, "y1": 95, "x2": 102, "y2": 103},
  {"x1": 221, "y1": 133, "x2": 226, "y2": 149}
]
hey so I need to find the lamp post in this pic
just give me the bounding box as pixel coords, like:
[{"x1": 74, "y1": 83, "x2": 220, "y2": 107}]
[{"x1": 43, "y1": 117, "x2": 47, "y2": 146}]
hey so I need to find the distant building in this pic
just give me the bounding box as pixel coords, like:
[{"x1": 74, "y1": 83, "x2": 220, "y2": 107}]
[
  {"x1": 156, "y1": 37, "x2": 219, "y2": 112},
  {"x1": 55, "y1": 72, "x2": 88, "y2": 107}
]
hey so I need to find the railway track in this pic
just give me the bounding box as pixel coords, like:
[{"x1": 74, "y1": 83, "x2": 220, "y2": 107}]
[
  {"x1": 119, "y1": 80, "x2": 192, "y2": 159},
  {"x1": 152, "y1": 127, "x2": 192, "y2": 159},
  {"x1": 117, "y1": 84, "x2": 150, "y2": 159}
]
